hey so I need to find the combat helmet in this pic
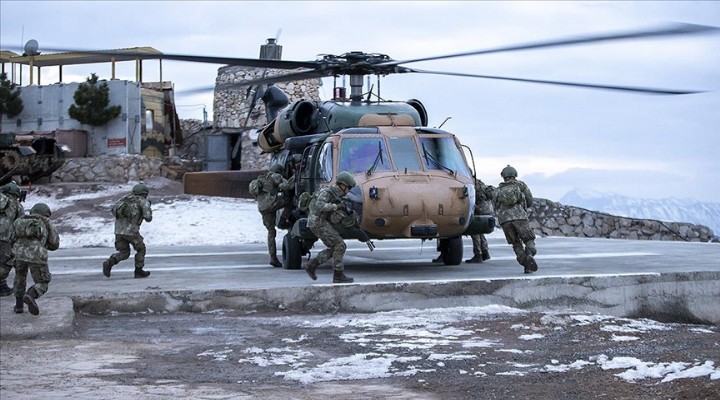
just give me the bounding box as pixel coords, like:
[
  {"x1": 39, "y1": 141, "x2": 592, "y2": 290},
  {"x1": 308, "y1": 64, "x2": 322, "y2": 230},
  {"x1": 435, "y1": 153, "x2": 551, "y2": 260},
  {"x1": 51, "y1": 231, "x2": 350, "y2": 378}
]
[
  {"x1": 336, "y1": 171, "x2": 356, "y2": 188},
  {"x1": 30, "y1": 203, "x2": 52, "y2": 217},
  {"x1": 268, "y1": 163, "x2": 284, "y2": 174},
  {"x1": 501, "y1": 165, "x2": 518, "y2": 179},
  {"x1": 1, "y1": 181, "x2": 21, "y2": 198},
  {"x1": 132, "y1": 183, "x2": 149, "y2": 196}
]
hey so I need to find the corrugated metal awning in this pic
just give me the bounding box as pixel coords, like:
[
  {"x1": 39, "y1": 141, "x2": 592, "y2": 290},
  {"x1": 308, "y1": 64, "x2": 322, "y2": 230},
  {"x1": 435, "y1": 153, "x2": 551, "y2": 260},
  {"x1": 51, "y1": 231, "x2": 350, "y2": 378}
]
[
  {"x1": 1, "y1": 50, "x2": 20, "y2": 63},
  {"x1": 4, "y1": 46, "x2": 163, "y2": 67}
]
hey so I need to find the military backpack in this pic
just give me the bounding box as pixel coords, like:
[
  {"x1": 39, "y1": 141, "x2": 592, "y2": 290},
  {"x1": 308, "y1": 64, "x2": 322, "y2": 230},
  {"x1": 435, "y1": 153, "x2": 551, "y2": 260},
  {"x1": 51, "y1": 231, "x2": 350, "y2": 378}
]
[
  {"x1": 15, "y1": 217, "x2": 45, "y2": 240},
  {"x1": 298, "y1": 191, "x2": 313, "y2": 212},
  {"x1": 496, "y1": 183, "x2": 523, "y2": 208},
  {"x1": 114, "y1": 196, "x2": 140, "y2": 219},
  {"x1": 249, "y1": 178, "x2": 262, "y2": 197}
]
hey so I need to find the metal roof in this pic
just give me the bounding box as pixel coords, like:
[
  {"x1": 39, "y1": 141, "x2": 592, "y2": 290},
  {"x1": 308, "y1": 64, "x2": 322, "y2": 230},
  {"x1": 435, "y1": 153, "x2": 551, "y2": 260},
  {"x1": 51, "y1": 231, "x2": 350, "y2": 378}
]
[
  {"x1": 2, "y1": 47, "x2": 163, "y2": 67},
  {"x1": 1, "y1": 50, "x2": 20, "y2": 62}
]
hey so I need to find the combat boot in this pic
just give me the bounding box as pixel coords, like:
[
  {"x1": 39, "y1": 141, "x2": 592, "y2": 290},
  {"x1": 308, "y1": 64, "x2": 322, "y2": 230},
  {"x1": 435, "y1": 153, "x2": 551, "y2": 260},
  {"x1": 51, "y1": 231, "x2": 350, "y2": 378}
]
[
  {"x1": 102, "y1": 261, "x2": 110, "y2": 278},
  {"x1": 303, "y1": 260, "x2": 318, "y2": 281},
  {"x1": 465, "y1": 255, "x2": 483, "y2": 264},
  {"x1": 481, "y1": 250, "x2": 491, "y2": 261},
  {"x1": 23, "y1": 288, "x2": 39, "y2": 316},
  {"x1": 102, "y1": 257, "x2": 115, "y2": 278},
  {"x1": 14, "y1": 297, "x2": 24, "y2": 313},
  {"x1": 270, "y1": 255, "x2": 282, "y2": 268},
  {"x1": 0, "y1": 281, "x2": 13, "y2": 296},
  {"x1": 521, "y1": 256, "x2": 538, "y2": 274},
  {"x1": 134, "y1": 268, "x2": 151, "y2": 278},
  {"x1": 525, "y1": 255, "x2": 538, "y2": 272},
  {"x1": 333, "y1": 271, "x2": 354, "y2": 284}
]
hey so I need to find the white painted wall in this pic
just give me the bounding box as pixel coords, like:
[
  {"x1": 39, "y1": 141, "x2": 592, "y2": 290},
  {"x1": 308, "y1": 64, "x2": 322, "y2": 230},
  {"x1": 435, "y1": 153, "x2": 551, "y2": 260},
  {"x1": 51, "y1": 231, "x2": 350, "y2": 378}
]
[{"x1": 1, "y1": 80, "x2": 142, "y2": 155}]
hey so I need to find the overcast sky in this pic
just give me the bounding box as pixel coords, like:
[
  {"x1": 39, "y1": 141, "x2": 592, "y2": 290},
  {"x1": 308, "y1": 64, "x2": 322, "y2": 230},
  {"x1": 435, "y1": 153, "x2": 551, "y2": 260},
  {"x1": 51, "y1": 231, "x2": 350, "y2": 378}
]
[{"x1": 1, "y1": 1, "x2": 719, "y2": 202}]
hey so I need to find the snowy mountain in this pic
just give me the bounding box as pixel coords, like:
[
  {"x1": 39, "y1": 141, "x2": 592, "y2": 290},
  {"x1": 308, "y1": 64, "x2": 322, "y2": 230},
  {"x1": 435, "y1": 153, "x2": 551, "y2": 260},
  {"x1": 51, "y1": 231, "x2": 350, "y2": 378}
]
[{"x1": 559, "y1": 189, "x2": 720, "y2": 235}]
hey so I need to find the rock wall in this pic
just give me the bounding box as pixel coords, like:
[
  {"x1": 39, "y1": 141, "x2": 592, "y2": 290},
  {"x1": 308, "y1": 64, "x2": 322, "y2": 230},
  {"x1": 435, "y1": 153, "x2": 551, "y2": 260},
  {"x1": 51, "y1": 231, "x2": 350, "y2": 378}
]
[
  {"x1": 530, "y1": 198, "x2": 716, "y2": 243},
  {"x1": 51, "y1": 155, "x2": 162, "y2": 183},
  {"x1": 214, "y1": 67, "x2": 322, "y2": 170},
  {"x1": 213, "y1": 66, "x2": 322, "y2": 129}
]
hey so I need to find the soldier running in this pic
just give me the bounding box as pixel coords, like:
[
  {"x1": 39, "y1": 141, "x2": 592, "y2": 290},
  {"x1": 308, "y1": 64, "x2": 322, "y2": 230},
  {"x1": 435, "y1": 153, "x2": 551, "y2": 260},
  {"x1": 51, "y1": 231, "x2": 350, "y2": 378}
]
[
  {"x1": 0, "y1": 182, "x2": 25, "y2": 297},
  {"x1": 11, "y1": 203, "x2": 60, "y2": 315},
  {"x1": 493, "y1": 165, "x2": 538, "y2": 274},
  {"x1": 303, "y1": 171, "x2": 356, "y2": 284},
  {"x1": 250, "y1": 163, "x2": 293, "y2": 268},
  {"x1": 466, "y1": 177, "x2": 494, "y2": 263},
  {"x1": 102, "y1": 183, "x2": 153, "y2": 278}
]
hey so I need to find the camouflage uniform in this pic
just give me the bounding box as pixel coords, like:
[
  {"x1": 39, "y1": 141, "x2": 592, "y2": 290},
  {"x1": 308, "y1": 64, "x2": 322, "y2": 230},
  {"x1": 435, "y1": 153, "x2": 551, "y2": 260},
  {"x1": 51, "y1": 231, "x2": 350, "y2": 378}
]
[
  {"x1": 254, "y1": 169, "x2": 292, "y2": 267},
  {"x1": 494, "y1": 169, "x2": 537, "y2": 273},
  {"x1": 0, "y1": 187, "x2": 25, "y2": 296},
  {"x1": 102, "y1": 186, "x2": 153, "y2": 278},
  {"x1": 303, "y1": 174, "x2": 355, "y2": 283},
  {"x1": 466, "y1": 178, "x2": 494, "y2": 263},
  {"x1": 12, "y1": 204, "x2": 60, "y2": 315}
]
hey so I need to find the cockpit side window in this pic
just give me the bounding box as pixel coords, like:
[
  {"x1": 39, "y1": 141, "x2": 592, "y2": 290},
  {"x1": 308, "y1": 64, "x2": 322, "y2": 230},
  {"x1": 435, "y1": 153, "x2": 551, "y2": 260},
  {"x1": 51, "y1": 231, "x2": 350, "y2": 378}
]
[
  {"x1": 387, "y1": 137, "x2": 422, "y2": 171},
  {"x1": 338, "y1": 137, "x2": 391, "y2": 175},
  {"x1": 317, "y1": 142, "x2": 334, "y2": 182},
  {"x1": 418, "y1": 136, "x2": 472, "y2": 177}
]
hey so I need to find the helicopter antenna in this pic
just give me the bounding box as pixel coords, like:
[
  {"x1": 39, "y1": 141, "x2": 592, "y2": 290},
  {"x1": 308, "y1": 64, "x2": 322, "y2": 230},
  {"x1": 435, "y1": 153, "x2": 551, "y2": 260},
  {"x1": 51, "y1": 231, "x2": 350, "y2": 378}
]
[
  {"x1": 366, "y1": 75, "x2": 371, "y2": 100},
  {"x1": 366, "y1": 83, "x2": 374, "y2": 102},
  {"x1": 437, "y1": 116, "x2": 452, "y2": 129}
]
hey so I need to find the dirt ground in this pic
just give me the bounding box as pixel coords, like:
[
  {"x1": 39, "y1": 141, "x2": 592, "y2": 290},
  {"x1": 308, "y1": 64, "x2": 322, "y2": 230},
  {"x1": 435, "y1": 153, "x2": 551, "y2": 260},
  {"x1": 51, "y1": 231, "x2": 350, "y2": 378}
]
[{"x1": 1, "y1": 309, "x2": 718, "y2": 399}]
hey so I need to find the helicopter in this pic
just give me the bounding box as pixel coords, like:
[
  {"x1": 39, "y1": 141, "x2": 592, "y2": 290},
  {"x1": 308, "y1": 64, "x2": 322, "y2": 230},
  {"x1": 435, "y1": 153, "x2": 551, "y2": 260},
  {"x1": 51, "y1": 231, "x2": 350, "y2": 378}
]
[
  {"x1": 195, "y1": 23, "x2": 719, "y2": 269},
  {"x1": 3, "y1": 23, "x2": 718, "y2": 268}
]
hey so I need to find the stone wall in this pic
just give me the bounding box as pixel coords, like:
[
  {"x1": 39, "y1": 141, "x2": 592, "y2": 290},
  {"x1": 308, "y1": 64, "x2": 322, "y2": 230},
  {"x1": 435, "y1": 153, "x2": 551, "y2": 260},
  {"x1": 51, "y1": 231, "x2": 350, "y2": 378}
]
[
  {"x1": 214, "y1": 67, "x2": 322, "y2": 170},
  {"x1": 213, "y1": 67, "x2": 322, "y2": 129},
  {"x1": 530, "y1": 198, "x2": 716, "y2": 243},
  {"x1": 51, "y1": 155, "x2": 162, "y2": 183}
]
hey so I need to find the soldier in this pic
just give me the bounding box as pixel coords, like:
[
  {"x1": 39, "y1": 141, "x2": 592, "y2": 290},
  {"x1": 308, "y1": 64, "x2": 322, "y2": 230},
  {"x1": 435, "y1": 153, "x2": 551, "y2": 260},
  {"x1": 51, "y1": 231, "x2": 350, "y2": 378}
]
[
  {"x1": 493, "y1": 165, "x2": 538, "y2": 274},
  {"x1": 0, "y1": 182, "x2": 25, "y2": 297},
  {"x1": 303, "y1": 171, "x2": 356, "y2": 284},
  {"x1": 102, "y1": 183, "x2": 153, "y2": 278},
  {"x1": 11, "y1": 203, "x2": 60, "y2": 315},
  {"x1": 250, "y1": 163, "x2": 293, "y2": 268},
  {"x1": 466, "y1": 177, "x2": 494, "y2": 263}
]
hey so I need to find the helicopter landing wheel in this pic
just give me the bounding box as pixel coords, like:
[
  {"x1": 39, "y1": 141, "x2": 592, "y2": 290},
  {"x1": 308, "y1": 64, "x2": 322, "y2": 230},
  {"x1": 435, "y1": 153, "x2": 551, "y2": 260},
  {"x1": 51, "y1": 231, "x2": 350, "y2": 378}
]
[
  {"x1": 441, "y1": 236, "x2": 463, "y2": 266},
  {"x1": 282, "y1": 233, "x2": 303, "y2": 270}
]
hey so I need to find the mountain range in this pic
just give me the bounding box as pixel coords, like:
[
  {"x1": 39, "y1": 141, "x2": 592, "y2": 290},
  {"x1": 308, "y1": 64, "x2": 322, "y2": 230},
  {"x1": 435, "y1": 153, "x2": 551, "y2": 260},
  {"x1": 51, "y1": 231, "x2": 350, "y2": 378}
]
[{"x1": 559, "y1": 189, "x2": 720, "y2": 236}]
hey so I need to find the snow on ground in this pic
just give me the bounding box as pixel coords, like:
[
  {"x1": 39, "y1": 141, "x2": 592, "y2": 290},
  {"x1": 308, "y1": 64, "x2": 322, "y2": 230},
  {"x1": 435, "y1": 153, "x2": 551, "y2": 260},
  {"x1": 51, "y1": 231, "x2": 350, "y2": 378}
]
[
  {"x1": 197, "y1": 306, "x2": 720, "y2": 385},
  {"x1": 24, "y1": 180, "x2": 271, "y2": 248},
  {"x1": 22, "y1": 178, "x2": 505, "y2": 249}
]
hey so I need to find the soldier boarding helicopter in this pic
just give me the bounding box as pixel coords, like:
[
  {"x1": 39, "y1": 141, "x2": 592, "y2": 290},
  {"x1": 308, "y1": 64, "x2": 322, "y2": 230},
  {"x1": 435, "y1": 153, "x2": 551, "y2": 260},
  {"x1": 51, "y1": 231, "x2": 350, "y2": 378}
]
[{"x1": 8, "y1": 23, "x2": 718, "y2": 269}]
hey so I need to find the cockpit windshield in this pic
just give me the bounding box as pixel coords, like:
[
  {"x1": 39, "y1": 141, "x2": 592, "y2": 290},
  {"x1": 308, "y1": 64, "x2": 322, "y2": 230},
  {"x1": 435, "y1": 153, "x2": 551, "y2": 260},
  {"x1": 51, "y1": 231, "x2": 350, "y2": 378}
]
[
  {"x1": 418, "y1": 136, "x2": 472, "y2": 177},
  {"x1": 337, "y1": 135, "x2": 471, "y2": 177},
  {"x1": 338, "y1": 138, "x2": 392, "y2": 175}
]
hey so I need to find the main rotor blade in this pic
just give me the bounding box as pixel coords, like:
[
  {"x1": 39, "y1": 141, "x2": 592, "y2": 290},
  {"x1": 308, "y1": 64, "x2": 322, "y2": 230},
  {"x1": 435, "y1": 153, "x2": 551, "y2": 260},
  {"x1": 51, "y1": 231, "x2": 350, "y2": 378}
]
[
  {"x1": 176, "y1": 85, "x2": 217, "y2": 95},
  {"x1": 411, "y1": 69, "x2": 703, "y2": 95},
  {"x1": 178, "y1": 69, "x2": 329, "y2": 95},
  {"x1": 2, "y1": 44, "x2": 318, "y2": 69},
  {"x1": 131, "y1": 53, "x2": 318, "y2": 69},
  {"x1": 383, "y1": 23, "x2": 720, "y2": 67}
]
